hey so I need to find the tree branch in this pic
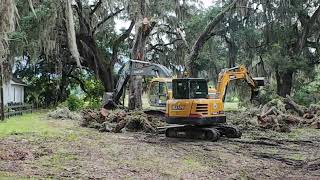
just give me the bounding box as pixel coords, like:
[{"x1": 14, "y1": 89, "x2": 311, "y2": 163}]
[
  {"x1": 90, "y1": 0, "x2": 102, "y2": 16},
  {"x1": 75, "y1": 0, "x2": 91, "y2": 34},
  {"x1": 112, "y1": 20, "x2": 135, "y2": 64},
  {"x1": 147, "y1": 38, "x2": 182, "y2": 52},
  {"x1": 186, "y1": 0, "x2": 238, "y2": 76},
  {"x1": 68, "y1": 74, "x2": 88, "y2": 94},
  {"x1": 296, "y1": 5, "x2": 320, "y2": 53},
  {"x1": 176, "y1": 27, "x2": 190, "y2": 52},
  {"x1": 92, "y1": 8, "x2": 125, "y2": 34}
]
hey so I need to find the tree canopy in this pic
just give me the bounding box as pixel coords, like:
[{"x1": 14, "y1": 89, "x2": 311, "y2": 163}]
[{"x1": 1, "y1": 0, "x2": 320, "y2": 108}]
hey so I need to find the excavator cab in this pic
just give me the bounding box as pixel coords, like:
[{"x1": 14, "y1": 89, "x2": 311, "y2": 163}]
[
  {"x1": 172, "y1": 78, "x2": 208, "y2": 99},
  {"x1": 148, "y1": 78, "x2": 172, "y2": 107},
  {"x1": 166, "y1": 78, "x2": 226, "y2": 125}
]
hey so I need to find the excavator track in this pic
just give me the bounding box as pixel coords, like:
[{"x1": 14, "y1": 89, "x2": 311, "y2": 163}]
[
  {"x1": 215, "y1": 125, "x2": 242, "y2": 138},
  {"x1": 165, "y1": 126, "x2": 220, "y2": 141},
  {"x1": 165, "y1": 125, "x2": 241, "y2": 141}
]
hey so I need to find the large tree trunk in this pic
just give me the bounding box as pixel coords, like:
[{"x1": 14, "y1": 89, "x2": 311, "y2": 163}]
[
  {"x1": 225, "y1": 36, "x2": 237, "y2": 68},
  {"x1": 273, "y1": 5, "x2": 320, "y2": 97},
  {"x1": 275, "y1": 69, "x2": 293, "y2": 97},
  {"x1": 228, "y1": 43, "x2": 237, "y2": 68},
  {"x1": 77, "y1": 34, "x2": 114, "y2": 91},
  {"x1": 128, "y1": 0, "x2": 155, "y2": 110},
  {"x1": 72, "y1": 0, "x2": 128, "y2": 92}
]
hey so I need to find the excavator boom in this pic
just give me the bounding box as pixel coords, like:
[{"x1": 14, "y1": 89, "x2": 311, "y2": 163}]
[{"x1": 216, "y1": 65, "x2": 264, "y2": 101}]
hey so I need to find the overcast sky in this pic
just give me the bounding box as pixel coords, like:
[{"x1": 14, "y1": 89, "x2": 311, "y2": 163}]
[{"x1": 201, "y1": 0, "x2": 213, "y2": 7}]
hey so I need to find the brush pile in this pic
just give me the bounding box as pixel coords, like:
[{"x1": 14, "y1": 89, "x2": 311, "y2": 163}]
[
  {"x1": 80, "y1": 108, "x2": 166, "y2": 133},
  {"x1": 48, "y1": 107, "x2": 82, "y2": 120},
  {"x1": 257, "y1": 95, "x2": 320, "y2": 132}
]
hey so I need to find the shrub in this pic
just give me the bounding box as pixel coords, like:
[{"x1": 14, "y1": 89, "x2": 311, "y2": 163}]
[{"x1": 65, "y1": 95, "x2": 85, "y2": 111}]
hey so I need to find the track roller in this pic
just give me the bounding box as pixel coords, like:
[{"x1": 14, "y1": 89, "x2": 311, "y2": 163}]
[
  {"x1": 216, "y1": 125, "x2": 242, "y2": 138},
  {"x1": 165, "y1": 126, "x2": 221, "y2": 141}
]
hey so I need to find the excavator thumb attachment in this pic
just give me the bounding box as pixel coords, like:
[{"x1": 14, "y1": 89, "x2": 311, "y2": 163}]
[
  {"x1": 253, "y1": 77, "x2": 265, "y2": 86},
  {"x1": 251, "y1": 77, "x2": 265, "y2": 101}
]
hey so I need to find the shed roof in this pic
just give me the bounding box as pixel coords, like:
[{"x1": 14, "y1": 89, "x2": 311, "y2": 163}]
[{"x1": 11, "y1": 77, "x2": 27, "y2": 86}]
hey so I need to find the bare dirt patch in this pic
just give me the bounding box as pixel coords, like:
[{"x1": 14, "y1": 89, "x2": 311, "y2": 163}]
[{"x1": 0, "y1": 114, "x2": 320, "y2": 179}]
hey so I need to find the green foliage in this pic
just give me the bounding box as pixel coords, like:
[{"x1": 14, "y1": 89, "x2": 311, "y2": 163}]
[
  {"x1": 7, "y1": 0, "x2": 320, "y2": 109},
  {"x1": 64, "y1": 95, "x2": 85, "y2": 111},
  {"x1": 258, "y1": 84, "x2": 279, "y2": 105},
  {"x1": 293, "y1": 71, "x2": 320, "y2": 106},
  {"x1": 84, "y1": 97, "x2": 101, "y2": 109}
]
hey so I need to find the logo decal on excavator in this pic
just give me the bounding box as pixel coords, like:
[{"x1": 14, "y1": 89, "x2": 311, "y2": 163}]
[
  {"x1": 172, "y1": 105, "x2": 184, "y2": 110},
  {"x1": 213, "y1": 103, "x2": 218, "y2": 110}
]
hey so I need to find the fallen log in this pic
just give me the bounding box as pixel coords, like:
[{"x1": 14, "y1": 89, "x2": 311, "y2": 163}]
[
  {"x1": 284, "y1": 95, "x2": 306, "y2": 116},
  {"x1": 112, "y1": 119, "x2": 127, "y2": 133},
  {"x1": 311, "y1": 120, "x2": 320, "y2": 129}
]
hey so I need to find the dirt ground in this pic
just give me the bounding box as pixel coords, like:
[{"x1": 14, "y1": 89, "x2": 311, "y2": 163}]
[{"x1": 0, "y1": 112, "x2": 320, "y2": 179}]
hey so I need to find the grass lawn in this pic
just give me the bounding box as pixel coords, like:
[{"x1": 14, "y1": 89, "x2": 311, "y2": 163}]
[{"x1": 0, "y1": 112, "x2": 60, "y2": 138}]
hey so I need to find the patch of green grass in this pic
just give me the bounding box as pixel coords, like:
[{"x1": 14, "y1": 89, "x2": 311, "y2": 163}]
[
  {"x1": 224, "y1": 102, "x2": 238, "y2": 111},
  {"x1": 0, "y1": 171, "x2": 33, "y2": 180},
  {"x1": 0, "y1": 112, "x2": 60, "y2": 137},
  {"x1": 285, "y1": 153, "x2": 306, "y2": 161},
  {"x1": 259, "y1": 147, "x2": 280, "y2": 155},
  {"x1": 182, "y1": 156, "x2": 207, "y2": 170}
]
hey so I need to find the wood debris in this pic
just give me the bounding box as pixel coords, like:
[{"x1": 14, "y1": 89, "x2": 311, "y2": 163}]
[
  {"x1": 257, "y1": 95, "x2": 320, "y2": 132},
  {"x1": 80, "y1": 108, "x2": 165, "y2": 133}
]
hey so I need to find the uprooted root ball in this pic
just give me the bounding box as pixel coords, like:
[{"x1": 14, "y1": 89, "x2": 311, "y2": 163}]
[
  {"x1": 257, "y1": 95, "x2": 320, "y2": 132},
  {"x1": 80, "y1": 109, "x2": 165, "y2": 133}
]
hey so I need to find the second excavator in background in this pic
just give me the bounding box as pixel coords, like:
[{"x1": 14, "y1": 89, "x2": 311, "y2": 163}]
[{"x1": 103, "y1": 59, "x2": 173, "y2": 109}]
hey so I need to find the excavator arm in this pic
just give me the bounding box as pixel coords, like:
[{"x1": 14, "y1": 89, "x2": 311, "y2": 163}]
[
  {"x1": 215, "y1": 65, "x2": 264, "y2": 101},
  {"x1": 103, "y1": 60, "x2": 172, "y2": 108}
]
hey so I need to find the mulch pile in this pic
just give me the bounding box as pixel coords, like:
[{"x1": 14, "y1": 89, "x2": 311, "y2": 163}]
[
  {"x1": 257, "y1": 95, "x2": 320, "y2": 132},
  {"x1": 80, "y1": 108, "x2": 166, "y2": 133}
]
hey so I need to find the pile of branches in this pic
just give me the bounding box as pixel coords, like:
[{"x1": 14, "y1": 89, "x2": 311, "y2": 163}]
[
  {"x1": 257, "y1": 95, "x2": 320, "y2": 132},
  {"x1": 80, "y1": 108, "x2": 166, "y2": 133},
  {"x1": 48, "y1": 107, "x2": 81, "y2": 121}
]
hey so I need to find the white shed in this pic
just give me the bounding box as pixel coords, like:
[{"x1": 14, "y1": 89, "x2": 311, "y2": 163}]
[{"x1": 3, "y1": 77, "x2": 26, "y2": 105}]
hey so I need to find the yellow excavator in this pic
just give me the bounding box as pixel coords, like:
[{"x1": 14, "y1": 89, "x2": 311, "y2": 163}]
[{"x1": 165, "y1": 65, "x2": 264, "y2": 141}]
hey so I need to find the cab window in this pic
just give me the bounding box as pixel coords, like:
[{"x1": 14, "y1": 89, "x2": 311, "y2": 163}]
[
  {"x1": 189, "y1": 80, "x2": 208, "y2": 98},
  {"x1": 150, "y1": 82, "x2": 159, "y2": 95},
  {"x1": 173, "y1": 80, "x2": 188, "y2": 99},
  {"x1": 159, "y1": 82, "x2": 166, "y2": 95}
]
